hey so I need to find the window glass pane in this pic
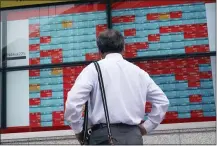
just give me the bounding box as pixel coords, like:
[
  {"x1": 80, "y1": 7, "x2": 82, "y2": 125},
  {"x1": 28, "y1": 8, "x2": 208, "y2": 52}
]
[
  {"x1": 111, "y1": 0, "x2": 213, "y2": 58},
  {"x1": 6, "y1": 65, "x2": 86, "y2": 132},
  {"x1": 6, "y1": 2, "x2": 106, "y2": 67},
  {"x1": 111, "y1": 0, "x2": 216, "y2": 124}
]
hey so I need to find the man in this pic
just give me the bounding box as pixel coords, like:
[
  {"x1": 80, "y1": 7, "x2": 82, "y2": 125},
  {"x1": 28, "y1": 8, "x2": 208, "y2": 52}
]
[{"x1": 64, "y1": 29, "x2": 169, "y2": 145}]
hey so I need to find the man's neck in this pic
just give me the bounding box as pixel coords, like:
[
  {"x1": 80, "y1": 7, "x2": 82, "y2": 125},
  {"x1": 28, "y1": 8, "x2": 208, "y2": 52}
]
[{"x1": 101, "y1": 52, "x2": 122, "y2": 59}]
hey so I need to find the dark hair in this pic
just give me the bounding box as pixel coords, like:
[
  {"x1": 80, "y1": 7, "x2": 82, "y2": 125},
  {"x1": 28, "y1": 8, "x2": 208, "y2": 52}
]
[{"x1": 96, "y1": 29, "x2": 124, "y2": 54}]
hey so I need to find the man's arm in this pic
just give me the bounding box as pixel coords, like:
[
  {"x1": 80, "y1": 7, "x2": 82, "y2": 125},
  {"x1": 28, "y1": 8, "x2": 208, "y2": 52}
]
[
  {"x1": 64, "y1": 64, "x2": 96, "y2": 134},
  {"x1": 141, "y1": 71, "x2": 169, "y2": 134}
]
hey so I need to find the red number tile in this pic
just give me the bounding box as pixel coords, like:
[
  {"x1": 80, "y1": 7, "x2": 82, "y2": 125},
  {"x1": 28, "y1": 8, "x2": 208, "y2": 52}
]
[
  {"x1": 148, "y1": 34, "x2": 160, "y2": 42},
  {"x1": 123, "y1": 51, "x2": 137, "y2": 58},
  {"x1": 29, "y1": 31, "x2": 40, "y2": 38},
  {"x1": 29, "y1": 58, "x2": 40, "y2": 65},
  {"x1": 52, "y1": 111, "x2": 64, "y2": 119},
  {"x1": 29, "y1": 70, "x2": 40, "y2": 77},
  {"x1": 40, "y1": 90, "x2": 52, "y2": 98},
  {"x1": 30, "y1": 121, "x2": 41, "y2": 127},
  {"x1": 63, "y1": 67, "x2": 75, "y2": 75},
  {"x1": 40, "y1": 36, "x2": 51, "y2": 44},
  {"x1": 191, "y1": 110, "x2": 203, "y2": 118},
  {"x1": 165, "y1": 112, "x2": 178, "y2": 119},
  {"x1": 52, "y1": 57, "x2": 63, "y2": 64},
  {"x1": 53, "y1": 120, "x2": 64, "y2": 126},
  {"x1": 29, "y1": 98, "x2": 41, "y2": 106},
  {"x1": 170, "y1": 11, "x2": 182, "y2": 19},
  {"x1": 200, "y1": 71, "x2": 212, "y2": 79},
  {"x1": 198, "y1": 57, "x2": 210, "y2": 64},
  {"x1": 85, "y1": 53, "x2": 100, "y2": 61},
  {"x1": 30, "y1": 113, "x2": 41, "y2": 121},
  {"x1": 175, "y1": 74, "x2": 188, "y2": 80},
  {"x1": 147, "y1": 13, "x2": 159, "y2": 20},
  {"x1": 189, "y1": 95, "x2": 202, "y2": 103},
  {"x1": 188, "y1": 80, "x2": 201, "y2": 87},
  {"x1": 112, "y1": 15, "x2": 135, "y2": 23},
  {"x1": 160, "y1": 26, "x2": 171, "y2": 33},
  {"x1": 29, "y1": 44, "x2": 40, "y2": 51},
  {"x1": 124, "y1": 28, "x2": 136, "y2": 36}
]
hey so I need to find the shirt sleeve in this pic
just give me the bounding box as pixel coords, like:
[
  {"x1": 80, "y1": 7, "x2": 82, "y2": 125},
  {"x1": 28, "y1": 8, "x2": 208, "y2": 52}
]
[
  {"x1": 141, "y1": 71, "x2": 170, "y2": 133},
  {"x1": 64, "y1": 63, "x2": 96, "y2": 134}
]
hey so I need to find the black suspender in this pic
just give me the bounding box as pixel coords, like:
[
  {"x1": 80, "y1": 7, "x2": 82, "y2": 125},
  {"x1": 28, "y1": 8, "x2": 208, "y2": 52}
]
[
  {"x1": 94, "y1": 62, "x2": 114, "y2": 145},
  {"x1": 82, "y1": 62, "x2": 114, "y2": 145}
]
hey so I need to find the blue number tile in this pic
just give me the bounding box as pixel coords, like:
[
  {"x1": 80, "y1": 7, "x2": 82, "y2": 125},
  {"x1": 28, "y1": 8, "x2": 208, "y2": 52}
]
[
  {"x1": 148, "y1": 7, "x2": 158, "y2": 13},
  {"x1": 178, "y1": 113, "x2": 191, "y2": 118},
  {"x1": 29, "y1": 51, "x2": 40, "y2": 58},
  {"x1": 41, "y1": 99, "x2": 63, "y2": 106},
  {"x1": 29, "y1": 38, "x2": 40, "y2": 45},
  {"x1": 172, "y1": 41, "x2": 185, "y2": 48},
  {"x1": 29, "y1": 93, "x2": 40, "y2": 99},
  {"x1": 203, "y1": 111, "x2": 216, "y2": 117},
  {"x1": 199, "y1": 66, "x2": 212, "y2": 72},
  {"x1": 157, "y1": 6, "x2": 170, "y2": 13},
  {"x1": 175, "y1": 82, "x2": 188, "y2": 90},
  {"x1": 160, "y1": 35, "x2": 172, "y2": 42},
  {"x1": 41, "y1": 122, "x2": 53, "y2": 127},
  {"x1": 196, "y1": 39, "x2": 209, "y2": 45},
  {"x1": 171, "y1": 49, "x2": 185, "y2": 54},
  {"x1": 184, "y1": 40, "x2": 197, "y2": 46},
  {"x1": 190, "y1": 104, "x2": 202, "y2": 110},
  {"x1": 160, "y1": 42, "x2": 173, "y2": 49},
  {"x1": 40, "y1": 57, "x2": 51, "y2": 65},
  {"x1": 163, "y1": 83, "x2": 176, "y2": 91},
  {"x1": 41, "y1": 114, "x2": 52, "y2": 122},
  {"x1": 201, "y1": 89, "x2": 214, "y2": 96},
  {"x1": 29, "y1": 18, "x2": 39, "y2": 24},
  {"x1": 30, "y1": 107, "x2": 41, "y2": 113},
  {"x1": 169, "y1": 20, "x2": 183, "y2": 26},
  {"x1": 178, "y1": 106, "x2": 190, "y2": 112},
  {"x1": 40, "y1": 70, "x2": 51, "y2": 77},
  {"x1": 52, "y1": 91, "x2": 64, "y2": 97},
  {"x1": 176, "y1": 90, "x2": 189, "y2": 97},
  {"x1": 188, "y1": 89, "x2": 203, "y2": 95},
  {"x1": 149, "y1": 43, "x2": 161, "y2": 50},
  {"x1": 134, "y1": 9, "x2": 149, "y2": 16},
  {"x1": 195, "y1": 19, "x2": 207, "y2": 24},
  {"x1": 135, "y1": 16, "x2": 147, "y2": 23},
  {"x1": 29, "y1": 78, "x2": 40, "y2": 84},
  {"x1": 40, "y1": 44, "x2": 50, "y2": 50},
  {"x1": 168, "y1": 106, "x2": 178, "y2": 112},
  {"x1": 63, "y1": 57, "x2": 75, "y2": 63},
  {"x1": 40, "y1": 24, "x2": 51, "y2": 31},
  {"x1": 200, "y1": 80, "x2": 213, "y2": 88},
  {"x1": 202, "y1": 104, "x2": 216, "y2": 112},
  {"x1": 202, "y1": 96, "x2": 215, "y2": 104}
]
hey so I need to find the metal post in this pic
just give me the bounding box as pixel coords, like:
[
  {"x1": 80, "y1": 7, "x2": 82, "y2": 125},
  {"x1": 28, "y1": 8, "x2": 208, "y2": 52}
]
[
  {"x1": 106, "y1": 0, "x2": 112, "y2": 29},
  {"x1": 1, "y1": 11, "x2": 7, "y2": 129}
]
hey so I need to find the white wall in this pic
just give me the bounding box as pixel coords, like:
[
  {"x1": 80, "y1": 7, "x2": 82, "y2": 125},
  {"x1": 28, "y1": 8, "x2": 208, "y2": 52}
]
[
  {"x1": 6, "y1": 70, "x2": 29, "y2": 127},
  {"x1": 7, "y1": 20, "x2": 29, "y2": 67}
]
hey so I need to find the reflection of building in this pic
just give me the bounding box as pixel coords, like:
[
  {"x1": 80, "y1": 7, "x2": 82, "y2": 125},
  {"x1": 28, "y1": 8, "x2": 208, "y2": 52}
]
[{"x1": 0, "y1": 0, "x2": 216, "y2": 145}]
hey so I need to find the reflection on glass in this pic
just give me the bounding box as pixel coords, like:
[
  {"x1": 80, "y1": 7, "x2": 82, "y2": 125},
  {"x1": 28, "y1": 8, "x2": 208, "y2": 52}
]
[
  {"x1": 6, "y1": 3, "x2": 106, "y2": 67},
  {"x1": 111, "y1": 1, "x2": 210, "y2": 58}
]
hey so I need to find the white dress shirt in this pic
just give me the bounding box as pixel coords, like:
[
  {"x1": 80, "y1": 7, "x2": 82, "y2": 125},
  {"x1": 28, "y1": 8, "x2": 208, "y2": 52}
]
[{"x1": 64, "y1": 53, "x2": 169, "y2": 134}]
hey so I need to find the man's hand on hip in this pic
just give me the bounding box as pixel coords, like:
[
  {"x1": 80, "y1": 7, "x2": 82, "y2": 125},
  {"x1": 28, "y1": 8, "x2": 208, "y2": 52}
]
[{"x1": 138, "y1": 121, "x2": 147, "y2": 136}]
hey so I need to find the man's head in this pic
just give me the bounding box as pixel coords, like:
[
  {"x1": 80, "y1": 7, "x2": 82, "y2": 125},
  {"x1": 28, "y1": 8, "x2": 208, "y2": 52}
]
[{"x1": 97, "y1": 29, "x2": 124, "y2": 56}]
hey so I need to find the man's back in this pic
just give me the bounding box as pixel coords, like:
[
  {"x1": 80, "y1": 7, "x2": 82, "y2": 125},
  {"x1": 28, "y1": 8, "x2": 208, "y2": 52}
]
[{"x1": 89, "y1": 53, "x2": 147, "y2": 126}]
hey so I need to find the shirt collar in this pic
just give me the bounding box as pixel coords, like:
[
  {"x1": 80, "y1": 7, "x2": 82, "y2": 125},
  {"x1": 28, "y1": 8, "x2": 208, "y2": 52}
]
[{"x1": 105, "y1": 53, "x2": 123, "y2": 60}]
